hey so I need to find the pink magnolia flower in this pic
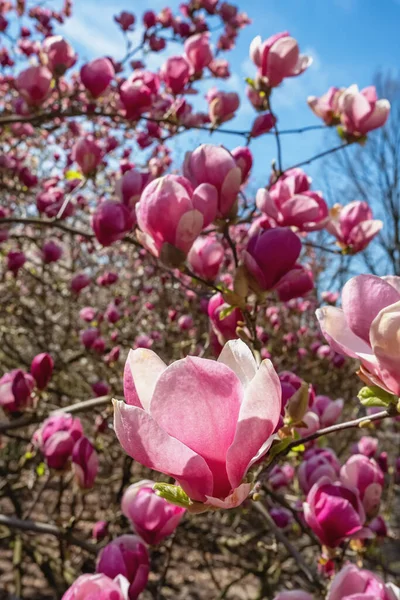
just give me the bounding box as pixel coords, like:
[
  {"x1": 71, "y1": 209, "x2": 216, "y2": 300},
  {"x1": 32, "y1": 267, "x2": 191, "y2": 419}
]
[
  {"x1": 92, "y1": 520, "x2": 109, "y2": 542},
  {"x1": 96, "y1": 535, "x2": 149, "y2": 600},
  {"x1": 250, "y1": 32, "x2": 312, "y2": 87},
  {"x1": 114, "y1": 11, "x2": 135, "y2": 31},
  {"x1": 183, "y1": 144, "x2": 242, "y2": 219},
  {"x1": 178, "y1": 315, "x2": 194, "y2": 331},
  {"x1": 307, "y1": 87, "x2": 342, "y2": 125},
  {"x1": 116, "y1": 168, "x2": 152, "y2": 209},
  {"x1": 79, "y1": 307, "x2": 96, "y2": 322},
  {"x1": 160, "y1": 55, "x2": 191, "y2": 94},
  {"x1": 0, "y1": 369, "x2": 35, "y2": 412},
  {"x1": 184, "y1": 32, "x2": 213, "y2": 72},
  {"x1": 73, "y1": 137, "x2": 102, "y2": 176},
  {"x1": 92, "y1": 381, "x2": 110, "y2": 397},
  {"x1": 92, "y1": 201, "x2": 134, "y2": 246},
  {"x1": 16, "y1": 65, "x2": 52, "y2": 105},
  {"x1": 273, "y1": 592, "x2": 314, "y2": 600},
  {"x1": 208, "y1": 292, "x2": 243, "y2": 345},
  {"x1": 243, "y1": 227, "x2": 303, "y2": 293},
  {"x1": 316, "y1": 274, "x2": 400, "y2": 396},
  {"x1": 327, "y1": 564, "x2": 398, "y2": 600},
  {"x1": 311, "y1": 395, "x2": 343, "y2": 427},
  {"x1": 62, "y1": 573, "x2": 129, "y2": 600},
  {"x1": 122, "y1": 480, "x2": 186, "y2": 544},
  {"x1": 187, "y1": 236, "x2": 224, "y2": 281},
  {"x1": 70, "y1": 273, "x2": 91, "y2": 293},
  {"x1": 270, "y1": 507, "x2": 292, "y2": 528},
  {"x1": 7, "y1": 250, "x2": 26, "y2": 275},
  {"x1": 257, "y1": 188, "x2": 329, "y2": 232},
  {"x1": 303, "y1": 477, "x2": 371, "y2": 548},
  {"x1": 250, "y1": 112, "x2": 276, "y2": 137},
  {"x1": 298, "y1": 448, "x2": 341, "y2": 494},
  {"x1": 269, "y1": 463, "x2": 295, "y2": 490},
  {"x1": 338, "y1": 85, "x2": 390, "y2": 136},
  {"x1": 208, "y1": 58, "x2": 230, "y2": 78},
  {"x1": 30, "y1": 352, "x2": 54, "y2": 389},
  {"x1": 33, "y1": 414, "x2": 83, "y2": 470},
  {"x1": 114, "y1": 340, "x2": 281, "y2": 510},
  {"x1": 72, "y1": 437, "x2": 99, "y2": 489},
  {"x1": 340, "y1": 454, "x2": 384, "y2": 517},
  {"x1": 326, "y1": 201, "x2": 382, "y2": 253},
  {"x1": 269, "y1": 168, "x2": 311, "y2": 196},
  {"x1": 206, "y1": 87, "x2": 240, "y2": 125},
  {"x1": 80, "y1": 57, "x2": 115, "y2": 98},
  {"x1": 119, "y1": 71, "x2": 159, "y2": 120},
  {"x1": 353, "y1": 436, "x2": 378, "y2": 458},
  {"x1": 231, "y1": 147, "x2": 253, "y2": 183},
  {"x1": 42, "y1": 240, "x2": 63, "y2": 263},
  {"x1": 136, "y1": 174, "x2": 217, "y2": 263},
  {"x1": 42, "y1": 35, "x2": 76, "y2": 75}
]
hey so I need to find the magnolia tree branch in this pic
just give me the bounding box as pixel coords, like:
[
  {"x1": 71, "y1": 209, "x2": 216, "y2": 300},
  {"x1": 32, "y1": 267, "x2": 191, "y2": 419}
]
[
  {"x1": 254, "y1": 501, "x2": 322, "y2": 590},
  {"x1": 0, "y1": 107, "x2": 325, "y2": 137},
  {"x1": 257, "y1": 408, "x2": 395, "y2": 482},
  {"x1": 0, "y1": 514, "x2": 98, "y2": 554},
  {"x1": 0, "y1": 396, "x2": 112, "y2": 434},
  {"x1": 0, "y1": 216, "x2": 94, "y2": 239}
]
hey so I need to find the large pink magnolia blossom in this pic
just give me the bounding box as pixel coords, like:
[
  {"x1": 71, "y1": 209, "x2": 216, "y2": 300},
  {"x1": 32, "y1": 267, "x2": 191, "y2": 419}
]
[
  {"x1": 326, "y1": 201, "x2": 383, "y2": 253},
  {"x1": 327, "y1": 564, "x2": 399, "y2": 600},
  {"x1": 183, "y1": 144, "x2": 242, "y2": 219},
  {"x1": 338, "y1": 85, "x2": 390, "y2": 136},
  {"x1": 250, "y1": 32, "x2": 312, "y2": 87},
  {"x1": 135, "y1": 174, "x2": 217, "y2": 262},
  {"x1": 114, "y1": 340, "x2": 281, "y2": 510},
  {"x1": 256, "y1": 187, "x2": 329, "y2": 232},
  {"x1": 316, "y1": 274, "x2": 400, "y2": 396}
]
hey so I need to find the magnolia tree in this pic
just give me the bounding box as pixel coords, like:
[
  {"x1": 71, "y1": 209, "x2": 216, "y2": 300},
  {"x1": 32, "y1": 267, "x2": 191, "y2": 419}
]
[{"x1": 0, "y1": 1, "x2": 399, "y2": 599}]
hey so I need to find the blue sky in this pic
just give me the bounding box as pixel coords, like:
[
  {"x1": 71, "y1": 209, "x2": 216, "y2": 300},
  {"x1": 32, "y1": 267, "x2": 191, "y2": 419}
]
[{"x1": 58, "y1": 0, "x2": 400, "y2": 191}]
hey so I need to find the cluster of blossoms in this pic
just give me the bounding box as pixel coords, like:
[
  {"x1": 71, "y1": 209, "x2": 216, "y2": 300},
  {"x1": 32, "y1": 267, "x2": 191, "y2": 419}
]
[{"x1": 0, "y1": 352, "x2": 53, "y2": 412}]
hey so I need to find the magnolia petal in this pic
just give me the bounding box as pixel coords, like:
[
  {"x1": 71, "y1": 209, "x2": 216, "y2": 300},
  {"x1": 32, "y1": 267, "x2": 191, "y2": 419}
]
[
  {"x1": 126, "y1": 348, "x2": 167, "y2": 412},
  {"x1": 226, "y1": 359, "x2": 281, "y2": 489},
  {"x1": 217, "y1": 339, "x2": 257, "y2": 388},
  {"x1": 113, "y1": 400, "x2": 213, "y2": 502}
]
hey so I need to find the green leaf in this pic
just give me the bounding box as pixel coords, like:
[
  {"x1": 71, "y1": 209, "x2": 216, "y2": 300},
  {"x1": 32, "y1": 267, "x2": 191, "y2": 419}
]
[
  {"x1": 154, "y1": 483, "x2": 192, "y2": 509},
  {"x1": 245, "y1": 77, "x2": 255, "y2": 88},
  {"x1": 267, "y1": 435, "x2": 296, "y2": 461},
  {"x1": 65, "y1": 170, "x2": 83, "y2": 181},
  {"x1": 358, "y1": 385, "x2": 397, "y2": 408},
  {"x1": 219, "y1": 305, "x2": 235, "y2": 320}
]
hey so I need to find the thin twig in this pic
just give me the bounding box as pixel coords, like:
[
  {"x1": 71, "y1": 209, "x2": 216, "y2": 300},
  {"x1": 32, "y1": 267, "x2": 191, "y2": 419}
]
[{"x1": 0, "y1": 514, "x2": 98, "y2": 554}]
